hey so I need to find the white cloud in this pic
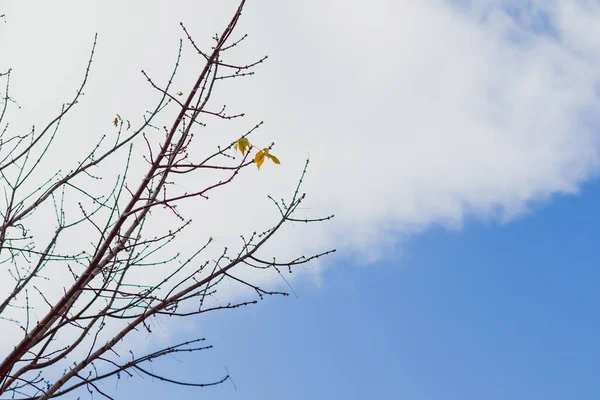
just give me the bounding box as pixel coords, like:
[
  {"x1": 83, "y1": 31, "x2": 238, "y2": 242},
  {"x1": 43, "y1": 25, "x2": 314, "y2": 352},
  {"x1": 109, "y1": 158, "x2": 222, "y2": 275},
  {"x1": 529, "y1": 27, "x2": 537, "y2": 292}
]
[{"x1": 261, "y1": 0, "x2": 600, "y2": 256}]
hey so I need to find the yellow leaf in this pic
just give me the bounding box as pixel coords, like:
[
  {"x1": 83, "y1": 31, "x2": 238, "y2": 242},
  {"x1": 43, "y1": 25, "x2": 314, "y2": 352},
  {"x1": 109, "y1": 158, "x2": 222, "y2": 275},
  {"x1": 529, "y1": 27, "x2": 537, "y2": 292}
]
[
  {"x1": 177, "y1": 91, "x2": 183, "y2": 96},
  {"x1": 113, "y1": 116, "x2": 119, "y2": 127},
  {"x1": 240, "y1": 138, "x2": 250, "y2": 154},
  {"x1": 269, "y1": 154, "x2": 280, "y2": 165},
  {"x1": 235, "y1": 137, "x2": 250, "y2": 155},
  {"x1": 255, "y1": 150, "x2": 265, "y2": 169}
]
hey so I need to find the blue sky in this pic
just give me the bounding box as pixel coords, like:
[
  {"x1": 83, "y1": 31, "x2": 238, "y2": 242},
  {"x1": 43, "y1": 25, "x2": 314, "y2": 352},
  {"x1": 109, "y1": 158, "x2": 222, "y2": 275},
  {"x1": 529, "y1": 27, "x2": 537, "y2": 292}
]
[
  {"x1": 106, "y1": 178, "x2": 600, "y2": 400},
  {"x1": 2, "y1": 1, "x2": 600, "y2": 399}
]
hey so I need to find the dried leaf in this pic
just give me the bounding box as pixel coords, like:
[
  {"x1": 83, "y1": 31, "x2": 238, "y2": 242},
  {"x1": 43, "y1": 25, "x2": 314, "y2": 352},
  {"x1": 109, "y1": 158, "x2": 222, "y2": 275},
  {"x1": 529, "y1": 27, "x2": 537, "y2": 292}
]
[
  {"x1": 255, "y1": 150, "x2": 265, "y2": 169},
  {"x1": 234, "y1": 137, "x2": 250, "y2": 155}
]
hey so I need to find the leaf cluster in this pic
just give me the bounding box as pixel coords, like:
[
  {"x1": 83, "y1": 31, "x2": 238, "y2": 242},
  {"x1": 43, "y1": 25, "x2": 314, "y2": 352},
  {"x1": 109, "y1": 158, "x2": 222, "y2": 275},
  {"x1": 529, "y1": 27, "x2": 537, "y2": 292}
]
[{"x1": 234, "y1": 137, "x2": 280, "y2": 169}]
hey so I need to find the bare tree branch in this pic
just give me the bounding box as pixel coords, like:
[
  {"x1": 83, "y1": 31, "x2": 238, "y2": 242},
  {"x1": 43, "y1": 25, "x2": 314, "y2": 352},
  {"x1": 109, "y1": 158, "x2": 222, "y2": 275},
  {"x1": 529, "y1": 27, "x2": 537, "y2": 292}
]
[{"x1": 0, "y1": 2, "x2": 334, "y2": 398}]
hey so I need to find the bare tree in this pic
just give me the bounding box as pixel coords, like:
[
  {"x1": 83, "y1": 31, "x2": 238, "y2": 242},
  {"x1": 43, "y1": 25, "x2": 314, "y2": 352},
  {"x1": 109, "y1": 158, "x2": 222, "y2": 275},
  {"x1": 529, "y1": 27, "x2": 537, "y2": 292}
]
[{"x1": 0, "y1": 1, "x2": 334, "y2": 398}]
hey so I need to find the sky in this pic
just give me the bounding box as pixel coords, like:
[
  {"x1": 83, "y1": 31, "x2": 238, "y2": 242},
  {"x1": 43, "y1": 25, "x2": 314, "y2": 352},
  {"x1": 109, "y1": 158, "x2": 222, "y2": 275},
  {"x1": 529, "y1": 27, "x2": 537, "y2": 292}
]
[{"x1": 0, "y1": 0, "x2": 599, "y2": 399}]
